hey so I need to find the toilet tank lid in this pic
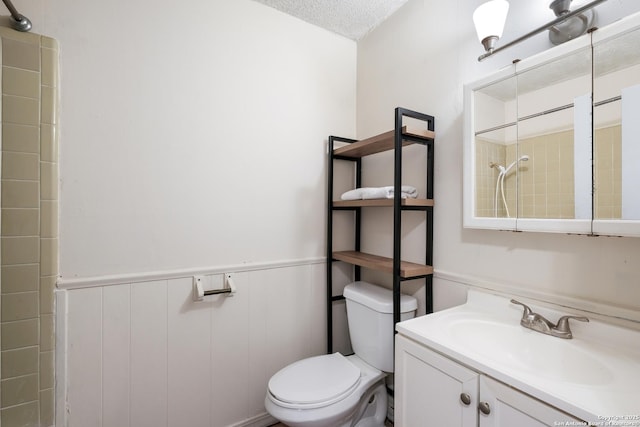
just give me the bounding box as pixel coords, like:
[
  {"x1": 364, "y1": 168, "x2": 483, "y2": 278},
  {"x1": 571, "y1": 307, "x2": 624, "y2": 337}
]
[{"x1": 343, "y1": 281, "x2": 417, "y2": 314}]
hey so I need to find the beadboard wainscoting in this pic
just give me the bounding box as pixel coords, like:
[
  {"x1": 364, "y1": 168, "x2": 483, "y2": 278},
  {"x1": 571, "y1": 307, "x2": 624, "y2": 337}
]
[{"x1": 56, "y1": 260, "x2": 334, "y2": 427}]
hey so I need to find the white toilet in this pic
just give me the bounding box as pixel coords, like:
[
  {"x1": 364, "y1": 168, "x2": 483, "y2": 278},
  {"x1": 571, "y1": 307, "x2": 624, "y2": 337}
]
[{"x1": 264, "y1": 281, "x2": 418, "y2": 427}]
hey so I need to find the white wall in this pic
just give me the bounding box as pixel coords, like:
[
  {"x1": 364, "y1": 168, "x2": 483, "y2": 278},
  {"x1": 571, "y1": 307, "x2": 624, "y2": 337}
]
[
  {"x1": 7, "y1": 1, "x2": 357, "y2": 426},
  {"x1": 356, "y1": 0, "x2": 640, "y2": 317},
  {"x1": 20, "y1": 0, "x2": 356, "y2": 279}
]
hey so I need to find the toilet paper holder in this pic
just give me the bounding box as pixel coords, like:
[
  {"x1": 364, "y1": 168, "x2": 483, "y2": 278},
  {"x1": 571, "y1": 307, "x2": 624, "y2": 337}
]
[{"x1": 193, "y1": 274, "x2": 237, "y2": 301}]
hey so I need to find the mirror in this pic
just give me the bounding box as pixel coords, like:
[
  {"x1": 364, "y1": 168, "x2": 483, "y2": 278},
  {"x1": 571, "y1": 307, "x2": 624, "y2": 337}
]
[
  {"x1": 592, "y1": 18, "x2": 640, "y2": 236},
  {"x1": 514, "y1": 45, "x2": 592, "y2": 223},
  {"x1": 465, "y1": 11, "x2": 640, "y2": 236},
  {"x1": 473, "y1": 72, "x2": 517, "y2": 222}
]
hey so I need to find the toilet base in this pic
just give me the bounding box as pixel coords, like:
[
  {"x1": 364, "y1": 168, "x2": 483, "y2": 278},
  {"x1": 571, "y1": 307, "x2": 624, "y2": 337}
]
[{"x1": 351, "y1": 382, "x2": 387, "y2": 427}]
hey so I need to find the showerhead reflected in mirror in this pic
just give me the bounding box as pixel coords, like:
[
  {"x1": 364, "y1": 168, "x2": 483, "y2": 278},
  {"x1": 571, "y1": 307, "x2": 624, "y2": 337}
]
[{"x1": 489, "y1": 155, "x2": 529, "y2": 218}]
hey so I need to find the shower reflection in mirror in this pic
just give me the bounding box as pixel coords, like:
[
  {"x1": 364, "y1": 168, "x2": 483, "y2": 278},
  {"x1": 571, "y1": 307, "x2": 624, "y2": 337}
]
[{"x1": 490, "y1": 155, "x2": 529, "y2": 218}]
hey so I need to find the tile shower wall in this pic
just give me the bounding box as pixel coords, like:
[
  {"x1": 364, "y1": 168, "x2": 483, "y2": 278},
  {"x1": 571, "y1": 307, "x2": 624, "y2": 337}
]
[
  {"x1": 594, "y1": 125, "x2": 622, "y2": 219},
  {"x1": 508, "y1": 130, "x2": 575, "y2": 219},
  {"x1": 475, "y1": 139, "x2": 506, "y2": 217},
  {"x1": 478, "y1": 127, "x2": 623, "y2": 220},
  {"x1": 477, "y1": 131, "x2": 575, "y2": 219},
  {"x1": 61, "y1": 263, "x2": 328, "y2": 427},
  {"x1": 0, "y1": 28, "x2": 59, "y2": 427}
]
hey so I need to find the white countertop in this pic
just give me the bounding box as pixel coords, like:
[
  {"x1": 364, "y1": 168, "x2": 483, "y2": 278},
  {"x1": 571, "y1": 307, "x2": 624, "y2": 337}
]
[{"x1": 395, "y1": 290, "x2": 640, "y2": 424}]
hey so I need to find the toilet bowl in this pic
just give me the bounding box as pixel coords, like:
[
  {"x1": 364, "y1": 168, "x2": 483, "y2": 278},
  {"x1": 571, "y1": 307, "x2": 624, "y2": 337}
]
[
  {"x1": 264, "y1": 281, "x2": 418, "y2": 427},
  {"x1": 265, "y1": 353, "x2": 387, "y2": 427}
]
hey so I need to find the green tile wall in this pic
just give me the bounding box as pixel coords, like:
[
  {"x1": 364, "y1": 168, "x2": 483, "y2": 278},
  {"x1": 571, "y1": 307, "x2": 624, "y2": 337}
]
[{"x1": 0, "y1": 27, "x2": 59, "y2": 427}]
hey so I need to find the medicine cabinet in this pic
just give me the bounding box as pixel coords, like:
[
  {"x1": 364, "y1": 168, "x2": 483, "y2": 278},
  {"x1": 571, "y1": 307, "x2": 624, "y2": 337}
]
[{"x1": 463, "y1": 11, "x2": 640, "y2": 237}]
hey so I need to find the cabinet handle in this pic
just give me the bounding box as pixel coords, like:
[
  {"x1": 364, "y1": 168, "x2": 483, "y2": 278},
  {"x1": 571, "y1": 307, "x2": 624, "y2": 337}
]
[
  {"x1": 478, "y1": 401, "x2": 491, "y2": 415},
  {"x1": 460, "y1": 393, "x2": 471, "y2": 406}
]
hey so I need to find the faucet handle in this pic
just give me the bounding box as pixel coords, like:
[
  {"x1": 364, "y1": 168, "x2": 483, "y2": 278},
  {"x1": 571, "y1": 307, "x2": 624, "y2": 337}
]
[
  {"x1": 510, "y1": 299, "x2": 533, "y2": 319},
  {"x1": 555, "y1": 315, "x2": 589, "y2": 334}
]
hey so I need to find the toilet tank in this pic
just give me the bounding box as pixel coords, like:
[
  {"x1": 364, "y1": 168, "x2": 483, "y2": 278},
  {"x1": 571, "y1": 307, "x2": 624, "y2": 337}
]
[{"x1": 343, "y1": 281, "x2": 417, "y2": 373}]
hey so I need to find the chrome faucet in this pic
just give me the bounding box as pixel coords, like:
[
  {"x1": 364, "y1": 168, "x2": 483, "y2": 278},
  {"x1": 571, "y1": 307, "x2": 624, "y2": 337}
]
[{"x1": 511, "y1": 299, "x2": 589, "y2": 339}]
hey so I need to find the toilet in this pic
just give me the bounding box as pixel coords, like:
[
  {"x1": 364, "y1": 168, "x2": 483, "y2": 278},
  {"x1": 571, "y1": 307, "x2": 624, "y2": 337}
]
[{"x1": 264, "y1": 281, "x2": 418, "y2": 427}]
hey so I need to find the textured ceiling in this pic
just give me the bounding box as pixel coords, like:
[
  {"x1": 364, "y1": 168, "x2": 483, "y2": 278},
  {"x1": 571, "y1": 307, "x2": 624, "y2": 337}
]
[{"x1": 252, "y1": 0, "x2": 410, "y2": 40}]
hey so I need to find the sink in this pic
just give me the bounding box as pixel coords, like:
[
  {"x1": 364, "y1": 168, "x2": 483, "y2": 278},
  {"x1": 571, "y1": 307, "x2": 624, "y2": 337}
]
[
  {"x1": 395, "y1": 290, "x2": 640, "y2": 422},
  {"x1": 448, "y1": 318, "x2": 614, "y2": 385}
]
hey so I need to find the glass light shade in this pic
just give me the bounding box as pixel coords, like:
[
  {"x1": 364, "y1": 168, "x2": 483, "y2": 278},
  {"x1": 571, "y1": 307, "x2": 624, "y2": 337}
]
[{"x1": 473, "y1": 0, "x2": 510, "y2": 42}]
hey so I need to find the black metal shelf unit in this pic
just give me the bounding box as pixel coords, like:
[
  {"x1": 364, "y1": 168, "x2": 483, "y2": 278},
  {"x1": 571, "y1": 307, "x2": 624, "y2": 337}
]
[{"x1": 326, "y1": 107, "x2": 435, "y2": 353}]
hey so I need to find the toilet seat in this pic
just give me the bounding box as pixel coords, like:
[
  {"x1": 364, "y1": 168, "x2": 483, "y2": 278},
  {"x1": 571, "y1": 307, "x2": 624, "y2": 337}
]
[{"x1": 268, "y1": 353, "x2": 361, "y2": 409}]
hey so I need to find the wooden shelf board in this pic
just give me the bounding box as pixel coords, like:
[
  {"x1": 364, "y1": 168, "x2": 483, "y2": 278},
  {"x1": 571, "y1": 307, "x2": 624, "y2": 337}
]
[
  {"x1": 333, "y1": 198, "x2": 434, "y2": 208},
  {"x1": 333, "y1": 126, "x2": 435, "y2": 158},
  {"x1": 332, "y1": 251, "x2": 433, "y2": 278}
]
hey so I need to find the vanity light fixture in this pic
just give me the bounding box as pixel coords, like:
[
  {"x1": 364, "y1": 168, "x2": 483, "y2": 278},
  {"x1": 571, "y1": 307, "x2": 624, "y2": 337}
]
[
  {"x1": 473, "y1": 0, "x2": 510, "y2": 55},
  {"x1": 473, "y1": 0, "x2": 608, "y2": 61}
]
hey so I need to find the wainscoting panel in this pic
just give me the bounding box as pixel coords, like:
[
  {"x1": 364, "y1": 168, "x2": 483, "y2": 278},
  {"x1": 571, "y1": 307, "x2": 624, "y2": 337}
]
[
  {"x1": 168, "y1": 277, "x2": 212, "y2": 427},
  {"x1": 61, "y1": 261, "x2": 327, "y2": 427},
  {"x1": 131, "y1": 280, "x2": 168, "y2": 427},
  {"x1": 66, "y1": 287, "x2": 103, "y2": 427},
  {"x1": 211, "y1": 272, "x2": 250, "y2": 427},
  {"x1": 102, "y1": 284, "x2": 131, "y2": 427}
]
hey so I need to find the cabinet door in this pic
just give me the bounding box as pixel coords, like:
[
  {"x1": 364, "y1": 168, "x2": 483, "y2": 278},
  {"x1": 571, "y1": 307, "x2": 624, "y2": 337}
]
[
  {"x1": 463, "y1": 66, "x2": 518, "y2": 231},
  {"x1": 478, "y1": 376, "x2": 583, "y2": 427},
  {"x1": 591, "y1": 13, "x2": 640, "y2": 236},
  {"x1": 395, "y1": 335, "x2": 478, "y2": 427}
]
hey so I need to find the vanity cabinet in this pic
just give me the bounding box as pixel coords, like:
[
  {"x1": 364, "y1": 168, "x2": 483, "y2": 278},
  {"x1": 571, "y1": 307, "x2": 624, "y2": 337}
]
[
  {"x1": 463, "y1": 11, "x2": 640, "y2": 237},
  {"x1": 395, "y1": 334, "x2": 477, "y2": 426},
  {"x1": 395, "y1": 335, "x2": 584, "y2": 427}
]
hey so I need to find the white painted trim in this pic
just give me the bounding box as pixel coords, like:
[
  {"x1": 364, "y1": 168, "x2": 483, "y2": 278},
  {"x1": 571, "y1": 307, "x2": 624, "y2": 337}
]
[
  {"x1": 56, "y1": 257, "x2": 326, "y2": 290},
  {"x1": 592, "y1": 219, "x2": 640, "y2": 237},
  {"x1": 433, "y1": 269, "x2": 640, "y2": 326},
  {"x1": 55, "y1": 289, "x2": 68, "y2": 427},
  {"x1": 515, "y1": 218, "x2": 591, "y2": 234},
  {"x1": 591, "y1": 9, "x2": 640, "y2": 45},
  {"x1": 230, "y1": 412, "x2": 277, "y2": 427},
  {"x1": 514, "y1": 32, "x2": 591, "y2": 74}
]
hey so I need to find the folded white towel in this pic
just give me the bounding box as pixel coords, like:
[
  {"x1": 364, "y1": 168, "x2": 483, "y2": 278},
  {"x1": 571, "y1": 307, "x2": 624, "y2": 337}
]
[{"x1": 341, "y1": 186, "x2": 418, "y2": 201}]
